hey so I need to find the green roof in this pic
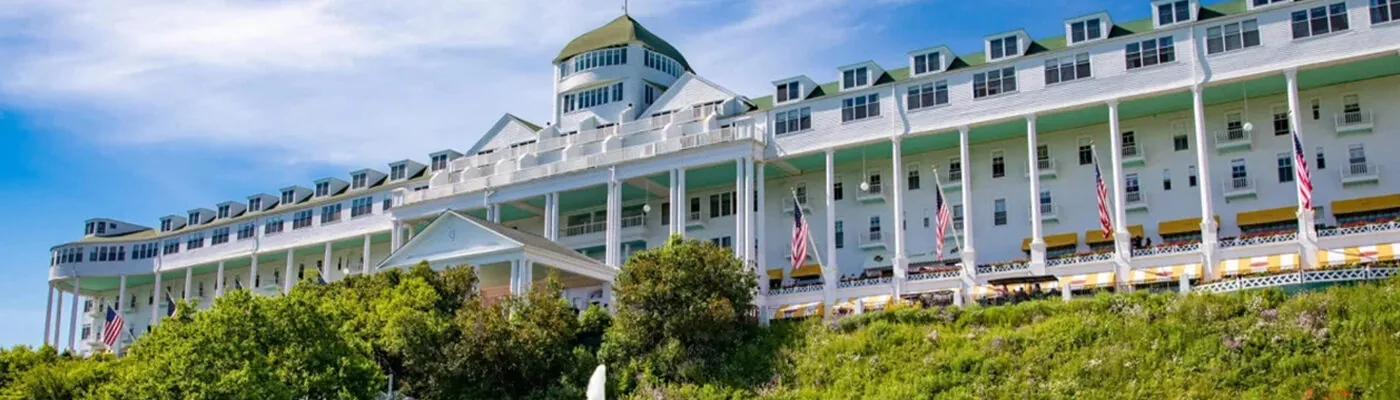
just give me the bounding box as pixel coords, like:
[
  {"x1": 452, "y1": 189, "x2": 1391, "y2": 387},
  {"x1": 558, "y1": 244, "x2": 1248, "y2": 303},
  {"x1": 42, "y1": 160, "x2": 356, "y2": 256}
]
[{"x1": 555, "y1": 15, "x2": 692, "y2": 72}]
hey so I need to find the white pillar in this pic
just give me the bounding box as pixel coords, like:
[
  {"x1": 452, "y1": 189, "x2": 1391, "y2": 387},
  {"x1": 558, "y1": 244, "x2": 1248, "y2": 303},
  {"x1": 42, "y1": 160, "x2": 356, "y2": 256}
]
[
  {"x1": 959, "y1": 126, "x2": 977, "y2": 275},
  {"x1": 362, "y1": 233, "x2": 373, "y2": 274},
  {"x1": 52, "y1": 284, "x2": 63, "y2": 347},
  {"x1": 284, "y1": 248, "x2": 295, "y2": 292},
  {"x1": 522, "y1": 259, "x2": 533, "y2": 294},
  {"x1": 744, "y1": 158, "x2": 756, "y2": 266},
  {"x1": 823, "y1": 149, "x2": 838, "y2": 308},
  {"x1": 43, "y1": 285, "x2": 54, "y2": 346},
  {"x1": 1107, "y1": 100, "x2": 1133, "y2": 288},
  {"x1": 605, "y1": 173, "x2": 621, "y2": 267},
  {"x1": 890, "y1": 136, "x2": 907, "y2": 297},
  {"x1": 677, "y1": 168, "x2": 688, "y2": 239},
  {"x1": 756, "y1": 162, "x2": 769, "y2": 295},
  {"x1": 1285, "y1": 68, "x2": 1319, "y2": 269},
  {"x1": 735, "y1": 158, "x2": 746, "y2": 259},
  {"x1": 149, "y1": 271, "x2": 162, "y2": 326},
  {"x1": 67, "y1": 277, "x2": 79, "y2": 352},
  {"x1": 391, "y1": 219, "x2": 404, "y2": 251},
  {"x1": 183, "y1": 266, "x2": 192, "y2": 301},
  {"x1": 670, "y1": 170, "x2": 681, "y2": 236},
  {"x1": 248, "y1": 253, "x2": 258, "y2": 291},
  {"x1": 1191, "y1": 85, "x2": 1220, "y2": 278},
  {"x1": 545, "y1": 193, "x2": 559, "y2": 241},
  {"x1": 1025, "y1": 115, "x2": 1047, "y2": 274},
  {"x1": 114, "y1": 275, "x2": 126, "y2": 353},
  {"x1": 322, "y1": 242, "x2": 333, "y2": 282},
  {"x1": 215, "y1": 261, "x2": 225, "y2": 296}
]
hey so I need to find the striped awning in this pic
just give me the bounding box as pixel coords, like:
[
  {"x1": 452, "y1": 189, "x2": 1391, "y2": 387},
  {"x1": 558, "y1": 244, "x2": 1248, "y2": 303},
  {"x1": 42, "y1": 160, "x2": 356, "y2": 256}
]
[
  {"x1": 1316, "y1": 242, "x2": 1400, "y2": 268},
  {"x1": 772, "y1": 302, "x2": 824, "y2": 320},
  {"x1": 1085, "y1": 225, "x2": 1145, "y2": 245},
  {"x1": 833, "y1": 294, "x2": 897, "y2": 312},
  {"x1": 1218, "y1": 253, "x2": 1300, "y2": 278},
  {"x1": 1022, "y1": 232, "x2": 1079, "y2": 251},
  {"x1": 1129, "y1": 264, "x2": 1202, "y2": 285},
  {"x1": 1159, "y1": 216, "x2": 1219, "y2": 236},
  {"x1": 767, "y1": 269, "x2": 783, "y2": 280},
  {"x1": 1059, "y1": 271, "x2": 1117, "y2": 291},
  {"x1": 790, "y1": 263, "x2": 823, "y2": 279},
  {"x1": 1237, "y1": 206, "x2": 1296, "y2": 227},
  {"x1": 1332, "y1": 194, "x2": 1400, "y2": 216},
  {"x1": 971, "y1": 280, "x2": 1060, "y2": 299}
]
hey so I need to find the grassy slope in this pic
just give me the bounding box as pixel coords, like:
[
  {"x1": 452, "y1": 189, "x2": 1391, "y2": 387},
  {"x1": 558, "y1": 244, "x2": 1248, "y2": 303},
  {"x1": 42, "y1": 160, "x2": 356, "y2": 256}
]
[{"x1": 647, "y1": 279, "x2": 1400, "y2": 399}]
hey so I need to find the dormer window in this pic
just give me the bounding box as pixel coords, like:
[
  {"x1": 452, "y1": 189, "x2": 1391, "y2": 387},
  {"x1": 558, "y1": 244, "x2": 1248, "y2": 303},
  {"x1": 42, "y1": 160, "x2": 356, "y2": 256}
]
[
  {"x1": 390, "y1": 164, "x2": 407, "y2": 180},
  {"x1": 187, "y1": 212, "x2": 200, "y2": 225},
  {"x1": 1251, "y1": 0, "x2": 1287, "y2": 8},
  {"x1": 1157, "y1": 0, "x2": 1193, "y2": 26},
  {"x1": 431, "y1": 154, "x2": 449, "y2": 171},
  {"x1": 776, "y1": 81, "x2": 800, "y2": 103},
  {"x1": 282, "y1": 190, "x2": 296, "y2": 205},
  {"x1": 352, "y1": 173, "x2": 367, "y2": 189},
  {"x1": 217, "y1": 205, "x2": 230, "y2": 219},
  {"x1": 989, "y1": 35, "x2": 1019, "y2": 60},
  {"x1": 912, "y1": 51, "x2": 942, "y2": 75},
  {"x1": 1070, "y1": 19, "x2": 1103, "y2": 43},
  {"x1": 161, "y1": 219, "x2": 173, "y2": 232},
  {"x1": 315, "y1": 182, "x2": 330, "y2": 197},
  {"x1": 841, "y1": 67, "x2": 869, "y2": 90},
  {"x1": 249, "y1": 197, "x2": 262, "y2": 212}
]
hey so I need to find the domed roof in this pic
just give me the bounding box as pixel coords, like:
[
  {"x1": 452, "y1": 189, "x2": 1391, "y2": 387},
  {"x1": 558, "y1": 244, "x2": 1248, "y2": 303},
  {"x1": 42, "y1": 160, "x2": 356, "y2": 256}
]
[{"x1": 554, "y1": 15, "x2": 692, "y2": 72}]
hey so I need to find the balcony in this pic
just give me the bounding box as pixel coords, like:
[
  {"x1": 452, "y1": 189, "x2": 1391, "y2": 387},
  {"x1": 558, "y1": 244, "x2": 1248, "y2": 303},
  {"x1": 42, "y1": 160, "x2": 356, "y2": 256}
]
[
  {"x1": 1223, "y1": 177, "x2": 1256, "y2": 200},
  {"x1": 1334, "y1": 110, "x2": 1373, "y2": 135},
  {"x1": 562, "y1": 221, "x2": 606, "y2": 238},
  {"x1": 941, "y1": 171, "x2": 963, "y2": 192},
  {"x1": 781, "y1": 197, "x2": 813, "y2": 214},
  {"x1": 856, "y1": 183, "x2": 886, "y2": 204},
  {"x1": 1125, "y1": 191, "x2": 1148, "y2": 212},
  {"x1": 1034, "y1": 203, "x2": 1060, "y2": 223},
  {"x1": 858, "y1": 231, "x2": 888, "y2": 250},
  {"x1": 1214, "y1": 129, "x2": 1252, "y2": 153},
  {"x1": 686, "y1": 211, "x2": 707, "y2": 230},
  {"x1": 1120, "y1": 142, "x2": 1146, "y2": 167},
  {"x1": 1024, "y1": 159, "x2": 1057, "y2": 180},
  {"x1": 1341, "y1": 162, "x2": 1380, "y2": 185}
]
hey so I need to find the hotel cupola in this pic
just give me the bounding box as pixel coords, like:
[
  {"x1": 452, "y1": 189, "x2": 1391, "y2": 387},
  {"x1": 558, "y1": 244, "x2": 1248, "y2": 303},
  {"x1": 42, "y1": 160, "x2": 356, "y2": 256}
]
[{"x1": 552, "y1": 15, "x2": 691, "y2": 132}]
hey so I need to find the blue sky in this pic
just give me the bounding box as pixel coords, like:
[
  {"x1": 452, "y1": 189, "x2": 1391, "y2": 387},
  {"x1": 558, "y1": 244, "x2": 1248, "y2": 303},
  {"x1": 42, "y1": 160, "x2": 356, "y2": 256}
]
[{"x1": 0, "y1": 0, "x2": 1149, "y2": 347}]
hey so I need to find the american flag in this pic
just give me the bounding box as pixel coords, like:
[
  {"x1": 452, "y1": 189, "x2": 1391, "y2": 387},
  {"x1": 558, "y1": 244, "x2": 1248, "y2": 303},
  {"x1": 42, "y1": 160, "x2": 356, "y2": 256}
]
[
  {"x1": 1093, "y1": 145, "x2": 1112, "y2": 239},
  {"x1": 1292, "y1": 128, "x2": 1312, "y2": 210},
  {"x1": 101, "y1": 305, "x2": 124, "y2": 348},
  {"x1": 934, "y1": 184, "x2": 953, "y2": 260},
  {"x1": 790, "y1": 194, "x2": 810, "y2": 271}
]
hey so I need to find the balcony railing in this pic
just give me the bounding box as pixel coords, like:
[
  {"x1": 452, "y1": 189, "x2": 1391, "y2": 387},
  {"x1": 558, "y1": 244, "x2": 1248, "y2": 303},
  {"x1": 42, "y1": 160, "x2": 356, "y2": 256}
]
[
  {"x1": 837, "y1": 276, "x2": 892, "y2": 289},
  {"x1": 1214, "y1": 128, "x2": 1252, "y2": 152},
  {"x1": 1131, "y1": 242, "x2": 1201, "y2": 257},
  {"x1": 1046, "y1": 251, "x2": 1114, "y2": 267},
  {"x1": 1318, "y1": 220, "x2": 1400, "y2": 237},
  {"x1": 768, "y1": 284, "x2": 824, "y2": 296},
  {"x1": 1341, "y1": 162, "x2": 1379, "y2": 185},
  {"x1": 1125, "y1": 191, "x2": 1147, "y2": 211},
  {"x1": 908, "y1": 269, "x2": 961, "y2": 281},
  {"x1": 1121, "y1": 142, "x2": 1146, "y2": 165},
  {"x1": 1024, "y1": 159, "x2": 1057, "y2": 179},
  {"x1": 1334, "y1": 110, "x2": 1373, "y2": 134},
  {"x1": 858, "y1": 231, "x2": 887, "y2": 249},
  {"x1": 976, "y1": 261, "x2": 1030, "y2": 275},
  {"x1": 1223, "y1": 177, "x2": 1256, "y2": 200},
  {"x1": 563, "y1": 221, "x2": 605, "y2": 237},
  {"x1": 857, "y1": 183, "x2": 886, "y2": 203},
  {"x1": 686, "y1": 211, "x2": 706, "y2": 229},
  {"x1": 1218, "y1": 232, "x2": 1297, "y2": 249},
  {"x1": 620, "y1": 214, "x2": 646, "y2": 229},
  {"x1": 1036, "y1": 203, "x2": 1059, "y2": 222}
]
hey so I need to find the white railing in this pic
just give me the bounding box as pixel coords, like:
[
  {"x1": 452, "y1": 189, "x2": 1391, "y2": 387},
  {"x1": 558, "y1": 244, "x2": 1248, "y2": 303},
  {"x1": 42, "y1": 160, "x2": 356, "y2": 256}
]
[
  {"x1": 1341, "y1": 162, "x2": 1378, "y2": 181},
  {"x1": 1196, "y1": 267, "x2": 1397, "y2": 294},
  {"x1": 563, "y1": 221, "x2": 605, "y2": 237},
  {"x1": 858, "y1": 231, "x2": 887, "y2": 247},
  {"x1": 687, "y1": 211, "x2": 705, "y2": 226},
  {"x1": 908, "y1": 269, "x2": 962, "y2": 281},
  {"x1": 837, "y1": 276, "x2": 892, "y2": 289},
  {"x1": 1046, "y1": 252, "x2": 1114, "y2": 267},
  {"x1": 1125, "y1": 191, "x2": 1146, "y2": 208},
  {"x1": 1334, "y1": 110, "x2": 1372, "y2": 130},
  {"x1": 1121, "y1": 142, "x2": 1143, "y2": 159},
  {"x1": 1318, "y1": 221, "x2": 1400, "y2": 237},
  {"x1": 1131, "y1": 242, "x2": 1202, "y2": 257},
  {"x1": 1218, "y1": 232, "x2": 1297, "y2": 249},
  {"x1": 1038, "y1": 203, "x2": 1058, "y2": 220},
  {"x1": 1024, "y1": 159, "x2": 1057, "y2": 177},
  {"x1": 976, "y1": 262, "x2": 1030, "y2": 275},
  {"x1": 620, "y1": 214, "x2": 646, "y2": 229},
  {"x1": 1224, "y1": 177, "x2": 1254, "y2": 196},
  {"x1": 768, "y1": 284, "x2": 824, "y2": 296},
  {"x1": 1214, "y1": 129, "x2": 1251, "y2": 148}
]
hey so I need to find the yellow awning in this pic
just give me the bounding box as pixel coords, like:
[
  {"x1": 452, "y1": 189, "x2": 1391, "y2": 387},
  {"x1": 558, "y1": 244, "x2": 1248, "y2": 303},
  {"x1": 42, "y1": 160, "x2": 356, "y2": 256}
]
[
  {"x1": 1059, "y1": 272, "x2": 1117, "y2": 291},
  {"x1": 1331, "y1": 194, "x2": 1400, "y2": 216},
  {"x1": 1022, "y1": 232, "x2": 1079, "y2": 251},
  {"x1": 1129, "y1": 264, "x2": 1202, "y2": 285},
  {"x1": 773, "y1": 302, "x2": 824, "y2": 320},
  {"x1": 1237, "y1": 206, "x2": 1296, "y2": 227},
  {"x1": 832, "y1": 294, "x2": 897, "y2": 312},
  {"x1": 790, "y1": 263, "x2": 822, "y2": 279},
  {"x1": 767, "y1": 269, "x2": 783, "y2": 280},
  {"x1": 1218, "y1": 253, "x2": 1300, "y2": 278},
  {"x1": 1158, "y1": 216, "x2": 1219, "y2": 236},
  {"x1": 971, "y1": 281, "x2": 1060, "y2": 299},
  {"x1": 1316, "y1": 242, "x2": 1400, "y2": 268},
  {"x1": 1084, "y1": 225, "x2": 1145, "y2": 245}
]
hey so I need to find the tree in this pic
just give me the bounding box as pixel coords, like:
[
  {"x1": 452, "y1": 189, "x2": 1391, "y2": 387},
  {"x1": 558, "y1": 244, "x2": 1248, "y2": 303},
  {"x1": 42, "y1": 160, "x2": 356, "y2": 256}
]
[
  {"x1": 600, "y1": 236, "x2": 758, "y2": 392},
  {"x1": 0, "y1": 346, "x2": 116, "y2": 400}
]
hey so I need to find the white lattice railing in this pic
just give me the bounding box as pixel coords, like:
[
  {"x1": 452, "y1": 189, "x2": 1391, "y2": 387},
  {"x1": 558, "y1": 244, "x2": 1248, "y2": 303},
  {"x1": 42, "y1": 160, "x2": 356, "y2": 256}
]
[
  {"x1": 1131, "y1": 242, "x2": 1202, "y2": 258},
  {"x1": 977, "y1": 262, "x2": 1030, "y2": 275},
  {"x1": 768, "y1": 284, "x2": 824, "y2": 296},
  {"x1": 1318, "y1": 221, "x2": 1400, "y2": 238},
  {"x1": 1046, "y1": 252, "x2": 1114, "y2": 267},
  {"x1": 1195, "y1": 267, "x2": 1398, "y2": 294},
  {"x1": 837, "y1": 276, "x2": 893, "y2": 289},
  {"x1": 908, "y1": 270, "x2": 961, "y2": 281},
  {"x1": 1218, "y1": 232, "x2": 1297, "y2": 249}
]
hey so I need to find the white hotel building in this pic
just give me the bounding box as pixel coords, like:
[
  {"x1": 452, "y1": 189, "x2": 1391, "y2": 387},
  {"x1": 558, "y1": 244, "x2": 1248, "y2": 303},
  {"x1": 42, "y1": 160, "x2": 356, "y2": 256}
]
[{"x1": 44, "y1": 0, "x2": 1400, "y2": 353}]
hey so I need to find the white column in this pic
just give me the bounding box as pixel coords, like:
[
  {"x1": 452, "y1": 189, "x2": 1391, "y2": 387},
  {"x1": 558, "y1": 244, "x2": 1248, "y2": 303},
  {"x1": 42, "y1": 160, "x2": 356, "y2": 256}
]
[
  {"x1": 1191, "y1": 85, "x2": 1220, "y2": 278},
  {"x1": 959, "y1": 126, "x2": 977, "y2": 274},
  {"x1": 1285, "y1": 68, "x2": 1319, "y2": 269},
  {"x1": 509, "y1": 259, "x2": 519, "y2": 295},
  {"x1": 735, "y1": 158, "x2": 746, "y2": 258},
  {"x1": 322, "y1": 242, "x2": 333, "y2": 282},
  {"x1": 520, "y1": 259, "x2": 533, "y2": 294},
  {"x1": 149, "y1": 272, "x2": 162, "y2": 326},
  {"x1": 669, "y1": 170, "x2": 680, "y2": 236},
  {"x1": 744, "y1": 158, "x2": 756, "y2": 266},
  {"x1": 215, "y1": 261, "x2": 225, "y2": 296},
  {"x1": 756, "y1": 162, "x2": 769, "y2": 295},
  {"x1": 362, "y1": 233, "x2": 373, "y2": 274},
  {"x1": 43, "y1": 285, "x2": 54, "y2": 346},
  {"x1": 605, "y1": 174, "x2": 621, "y2": 267},
  {"x1": 1107, "y1": 100, "x2": 1133, "y2": 288},
  {"x1": 248, "y1": 253, "x2": 259, "y2": 291},
  {"x1": 284, "y1": 248, "x2": 295, "y2": 292},
  {"x1": 52, "y1": 284, "x2": 63, "y2": 346},
  {"x1": 544, "y1": 193, "x2": 558, "y2": 241},
  {"x1": 1025, "y1": 115, "x2": 1047, "y2": 274},
  {"x1": 677, "y1": 168, "x2": 688, "y2": 239},
  {"x1": 67, "y1": 277, "x2": 79, "y2": 352},
  {"x1": 823, "y1": 149, "x2": 838, "y2": 308},
  {"x1": 114, "y1": 275, "x2": 126, "y2": 353},
  {"x1": 890, "y1": 136, "x2": 907, "y2": 297},
  {"x1": 183, "y1": 266, "x2": 192, "y2": 301},
  {"x1": 391, "y1": 219, "x2": 403, "y2": 251}
]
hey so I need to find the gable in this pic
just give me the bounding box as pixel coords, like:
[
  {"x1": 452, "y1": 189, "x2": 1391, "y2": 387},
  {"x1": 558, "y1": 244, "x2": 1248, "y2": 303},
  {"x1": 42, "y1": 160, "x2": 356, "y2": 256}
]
[
  {"x1": 466, "y1": 114, "x2": 542, "y2": 156},
  {"x1": 379, "y1": 212, "x2": 522, "y2": 269},
  {"x1": 640, "y1": 73, "x2": 739, "y2": 117}
]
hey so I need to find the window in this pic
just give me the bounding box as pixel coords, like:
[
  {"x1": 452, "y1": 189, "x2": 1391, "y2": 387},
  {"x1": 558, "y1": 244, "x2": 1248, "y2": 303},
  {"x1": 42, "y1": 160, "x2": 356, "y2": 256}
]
[
  {"x1": 661, "y1": 202, "x2": 670, "y2": 226},
  {"x1": 1254, "y1": 0, "x2": 1288, "y2": 6},
  {"x1": 1122, "y1": 131, "x2": 1139, "y2": 159},
  {"x1": 383, "y1": 197, "x2": 394, "y2": 211},
  {"x1": 710, "y1": 236, "x2": 733, "y2": 249},
  {"x1": 1174, "y1": 135, "x2": 1190, "y2": 151},
  {"x1": 868, "y1": 172, "x2": 883, "y2": 194},
  {"x1": 1126, "y1": 36, "x2": 1176, "y2": 69},
  {"x1": 1348, "y1": 144, "x2": 1367, "y2": 167},
  {"x1": 1125, "y1": 173, "x2": 1141, "y2": 196},
  {"x1": 321, "y1": 204, "x2": 342, "y2": 224},
  {"x1": 211, "y1": 227, "x2": 230, "y2": 245},
  {"x1": 1078, "y1": 138, "x2": 1093, "y2": 165},
  {"x1": 1374, "y1": 0, "x2": 1400, "y2": 24},
  {"x1": 431, "y1": 154, "x2": 449, "y2": 171},
  {"x1": 989, "y1": 35, "x2": 1019, "y2": 60},
  {"x1": 842, "y1": 67, "x2": 869, "y2": 89},
  {"x1": 1343, "y1": 94, "x2": 1361, "y2": 115},
  {"x1": 912, "y1": 51, "x2": 942, "y2": 75},
  {"x1": 1070, "y1": 19, "x2": 1102, "y2": 43},
  {"x1": 217, "y1": 205, "x2": 230, "y2": 219},
  {"x1": 1271, "y1": 106, "x2": 1291, "y2": 136},
  {"x1": 237, "y1": 223, "x2": 255, "y2": 240},
  {"x1": 991, "y1": 151, "x2": 1006, "y2": 178},
  {"x1": 561, "y1": 46, "x2": 627, "y2": 78},
  {"x1": 1036, "y1": 145, "x2": 1050, "y2": 170},
  {"x1": 188, "y1": 212, "x2": 201, "y2": 226},
  {"x1": 282, "y1": 190, "x2": 296, "y2": 205},
  {"x1": 1159, "y1": 0, "x2": 1192, "y2": 25},
  {"x1": 561, "y1": 82, "x2": 624, "y2": 113},
  {"x1": 390, "y1": 164, "x2": 407, "y2": 180},
  {"x1": 1277, "y1": 153, "x2": 1295, "y2": 183},
  {"x1": 793, "y1": 185, "x2": 808, "y2": 205},
  {"x1": 1293, "y1": 3, "x2": 1350, "y2": 39},
  {"x1": 776, "y1": 81, "x2": 800, "y2": 103},
  {"x1": 1316, "y1": 147, "x2": 1327, "y2": 169},
  {"x1": 774, "y1": 107, "x2": 812, "y2": 135},
  {"x1": 869, "y1": 216, "x2": 882, "y2": 237},
  {"x1": 187, "y1": 234, "x2": 204, "y2": 250},
  {"x1": 1188, "y1": 165, "x2": 1198, "y2": 187},
  {"x1": 1039, "y1": 191, "x2": 1053, "y2": 212},
  {"x1": 1206, "y1": 20, "x2": 1261, "y2": 55},
  {"x1": 248, "y1": 197, "x2": 262, "y2": 212},
  {"x1": 163, "y1": 240, "x2": 180, "y2": 255},
  {"x1": 709, "y1": 192, "x2": 735, "y2": 218},
  {"x1": 835, "y1": 221, "x2": 845, "y2": 249},
  {"x1": 1225, "y1": 111, "x2": 1245, "y2": 140},
  {"x1": 952, "y1": 204, "x2": 965, "y2": 230},
  {"x1": 351, "y1": 197, "x2": 374, "y2": 218},
  {"x1": 1230, "y1": 159, "x2": 1249, "y2": 189},
  {"x1": 973, "y1": 67, "x2": 1017, "y2": 98},
  {"x1": 293, "y1": 210, "x2": 313, "y2": 230},
  {"x1": 907, "y1": 167, "x2": 921, "y2": 190},
  {"x1": 993, "y1": 199, "x2": 1007, "y2": 226},
  {"x1": 949, "y1": 158, "x2": 962, "y2": 181},
  {"x1": 643, "y1": 84, "x2": 659, "y2": 108},
  {"x1": 643, "y1": 49, "x2": 682, "y2": 78},
  {"x1": 1163, "y1": 169, "x2": 1174, "y2": 191},
  {"x1": 833, "y1": 179, "x2": 844, "y2": 201},
  {"x1": 1310, "y1": 98, "x2": 1321, "y2": 120},
  {"x1": 841, "y1": 94, "x2": 880, "y2": 122},
  {"x1": 906, "y1": 81, "x2": 949, "y2": 110},
  {"x1": 315, "y1": 182, "x2": 330, "y2": 197},
  {"x1": 351, "y1": 173, "x2": 367, "y2": 189}
]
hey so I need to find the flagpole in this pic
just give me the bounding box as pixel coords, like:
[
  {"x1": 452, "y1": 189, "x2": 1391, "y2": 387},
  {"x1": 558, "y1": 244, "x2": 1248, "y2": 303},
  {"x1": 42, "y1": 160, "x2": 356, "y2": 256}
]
[
  {"x1": 790, "y1": 189, "x2": 826, "y2": 270},
  {"x1": 930, "y1": 168, "x2": 965, "y2": 254},
  {"x1": 1090, "y1": 143, "x2": 1116, "y2": 238}
]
